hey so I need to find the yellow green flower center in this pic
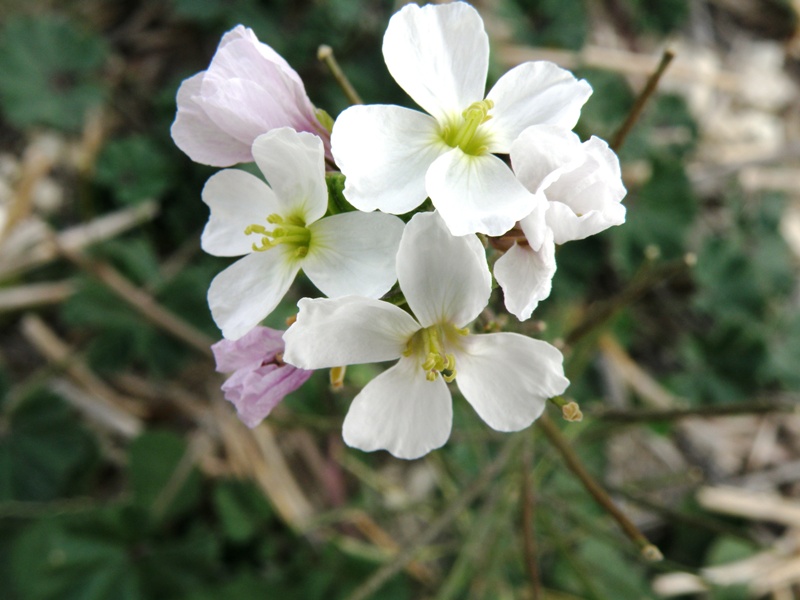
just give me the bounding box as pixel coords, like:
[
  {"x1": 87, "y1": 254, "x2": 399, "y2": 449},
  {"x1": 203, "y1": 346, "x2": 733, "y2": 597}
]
[
  {"x1": 244, "y1": 213, "x2": 311, "y2": 258},
  {"x1": 405, "y1": 323, "x2": 469, "y2": 382},
  {"x1": 439, "y1": 99, "x2": 494, "y2": 156}
]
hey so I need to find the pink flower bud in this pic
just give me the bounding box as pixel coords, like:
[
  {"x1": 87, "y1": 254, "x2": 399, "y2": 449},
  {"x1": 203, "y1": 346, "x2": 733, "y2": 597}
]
[
  {"x1": 171, "y1": 25, "x2": 331, "y2": 167},
  {"x1": 212, "y1": 325, "x2": 312, "y2": 428}
]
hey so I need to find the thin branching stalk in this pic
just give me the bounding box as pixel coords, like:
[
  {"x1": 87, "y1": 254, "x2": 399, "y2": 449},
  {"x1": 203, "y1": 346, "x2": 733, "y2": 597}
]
[
  {"x1": 611, "y1": 49, "x2": 675, "y2": 152},
  {"x1": 537, "y1": 414, "x2": 663, "y2": 562},
  {"x1": 345, "y1": 435, "x2": 523, "y2": 600},
  {"x1": 318, "y1": 44, "x2": 363, "y2": 105}
]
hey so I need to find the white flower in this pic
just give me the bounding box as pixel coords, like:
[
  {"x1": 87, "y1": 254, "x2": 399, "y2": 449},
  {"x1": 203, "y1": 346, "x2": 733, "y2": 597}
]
[
  {"x1": 512, "y1": 125, "x2": 626, "y2": 245},
  {"x1": 171, "y1": 25, "x2": 331, "y2": 167},
  {"x1": 203, "y1": 127, "x2": 404, "y2": 340},
  {"x1": 331, "y1": 1, "x2": 591, "y2": 237},
  {"x1": 493, "y1": 125, "x2": 626, "y2": 321},
  {"x1": 283, "y1": 212, "x2": 569, "y2": 459}
]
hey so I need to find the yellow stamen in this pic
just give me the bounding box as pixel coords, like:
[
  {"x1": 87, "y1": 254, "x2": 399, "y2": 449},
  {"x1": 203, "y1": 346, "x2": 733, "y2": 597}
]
[
  {"x1": 412, "y1": 325, "x2": 466, "y2": 383},
  {"x1": 244, "y1": 213, "x2": 311, "y2": 255}
]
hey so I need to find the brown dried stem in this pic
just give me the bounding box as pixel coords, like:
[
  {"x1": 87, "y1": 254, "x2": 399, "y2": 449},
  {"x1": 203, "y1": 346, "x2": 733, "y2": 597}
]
[
  {"x1": 537, "y1": 413, "x2": 662, "y2": 562},
  {"x1": 19, "y1": 314, "x2": 145, "y2": 438},
  {"x1": 565, "y1": 253, "x2": 695, "y2": 348},
  {"x1": 611, "y1": 48, "x2": 675, "y2": 152},
  {"x1": 345, "y1": 435, "x2": 523, "y2": 600},
  {"x1": 57, "y1": 241, "x2": 214, "y2": 358}
]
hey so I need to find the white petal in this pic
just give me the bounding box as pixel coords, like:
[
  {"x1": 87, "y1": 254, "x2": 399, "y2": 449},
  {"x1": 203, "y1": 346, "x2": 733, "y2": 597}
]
[
  {"x1": 171, "y1": 73, "x2": 253, "y2": 167},
  {"x1": 382, "y1": 2, "x2": 488, "y2": 122},
  {"x1": 494, "y1": 230, "x2": 556, "y2": 321},
  {"x1": 542, "y1": 136, "x2": 627, "y2": 243},
  {"x1": 331, "y1": 105, "x2": 444, "y2": 214},
  {"x1": 283, "y1": 297, "x2": 421, "y2": 369},
  {"x1": 251, "y1": 129, "x2": 328, "y2": 224},
  {"x1": 426, "y1": 148, "x2": 535, "y2": 236},
  {"x1": 200, "y1": 169, "x2": 281, "y2": 257},
  {"x1": 204, "y1": 38, "x2": 318, "y2": 134},
  {"x1": 199, "y1": 77, "x2": 290, "y2": 146},
  {"x1": 517, "y1": 195, "x2": 549, "y2": 252},
  {"x1": 510, "y1": 125, "x2": 584, "y2": 195},
  {"x1": 397, "y1": 212, "x2": 490, "y2": 328},
  {"x1": 546, "y1": 200, "x2": 626, "y2": 244},
  {"x1": 342, "y1": 356, "x2": 452, "y2": 459},
  {"x1": 216, "y1": 26, "x2": 305, "y2": 90},
  {"x1": 455, "y1": 333, "x2": 569, "y2": 431},
  {"x1": 303, "y1": 212, "x2": 404, "y2": 299},
  {"x1": 485, "y1": 62, "x2": 592, "y2": 151},
  {"x1": 208, "y1": 249, "x2": 300, "y2": 340}
]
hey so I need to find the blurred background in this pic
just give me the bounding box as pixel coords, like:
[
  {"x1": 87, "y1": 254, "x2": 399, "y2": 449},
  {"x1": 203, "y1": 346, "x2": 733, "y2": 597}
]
[{"x1": 1, "y1": 0, "x2": 800, "y2": 598}]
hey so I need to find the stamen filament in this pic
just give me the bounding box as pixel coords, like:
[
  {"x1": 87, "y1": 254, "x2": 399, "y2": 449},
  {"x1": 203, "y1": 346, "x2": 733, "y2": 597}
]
[{"x1": 244, "y1": 213, "x2": 311, "y2": 254}]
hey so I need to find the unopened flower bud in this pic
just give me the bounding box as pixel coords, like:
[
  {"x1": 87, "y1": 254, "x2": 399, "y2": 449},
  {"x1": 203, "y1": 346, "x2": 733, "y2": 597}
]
[{"x1": 562, "y1": 401, "x2": 583, "y2": 422}]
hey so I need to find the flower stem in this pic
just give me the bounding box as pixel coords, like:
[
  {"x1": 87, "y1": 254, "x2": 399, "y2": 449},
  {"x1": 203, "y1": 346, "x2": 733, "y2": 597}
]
[
  {"x1": 565, "y1": 253, "x2": 695, "y2": 347},
  {"x1": 345, "y1": 435, "x2": 523, "y2": 600},
  {"x1": 610, "y1": 48, "x2": 675, "y2": 152},
  {"x1": 537, "y1": 413, "x2": 663, "y2": 562},
  {"x1": 318, "y1": 44, "x2": 363, "y2": 105}
]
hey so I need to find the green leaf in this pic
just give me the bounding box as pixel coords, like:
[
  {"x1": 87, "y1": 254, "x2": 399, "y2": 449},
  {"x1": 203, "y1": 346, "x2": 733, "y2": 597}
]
[
  {"x1": 95, "y1": 136, "x2": 174, "y2": 206},
  {"x1": 0, "y1": 16, "x2": 107, "y2": 131},
  {"x1": 184, "y1": 571, "x2": 273, "y2": 600},
  {"x1": 0, "y1": 388, "x2": 98, "y2": 502},
  {"x1": 212, "y1": 480, "x2": 273, "y2": 543},
  {"x1": 11, "y1": 509, "x2": 220, "y2": 600},
  {"x1": 128, "y1": 431, "x2": 201, "y2": 524},
  {"x1": 705, "y1": 537, "x2": 753, "y2": 600},
  {"x1": 576, "y1": 538, "x2": 657, "y2": 599},
  {"x1": 138, "y1": 524, "x2": 220, "y2": 598},
  {"x1": 12, "y1": 513, "x2": 142, "y2": 600},
  {"x1": 61, "y1": 279, "x2": 188, "y2": 377}
]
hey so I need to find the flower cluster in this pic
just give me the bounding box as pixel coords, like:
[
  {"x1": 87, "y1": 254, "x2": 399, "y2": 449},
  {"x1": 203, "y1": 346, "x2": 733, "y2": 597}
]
[{"x1": 173, "y1": 2, "x2": 626, "y2": 459}]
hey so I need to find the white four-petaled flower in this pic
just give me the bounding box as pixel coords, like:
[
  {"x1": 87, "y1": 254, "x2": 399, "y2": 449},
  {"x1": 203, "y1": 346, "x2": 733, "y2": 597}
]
[
  {"x1": 171, "y1": 25, "x2": 332, "y2": 167},
  {"x1": 284, "y1": 212, "x2": 569, "y2": 459},
  {"x1": 331, "y1": 1, "x2": 592, "y2": 237},
  {"x1": 202, "y1": 127, "x2": 404, "y2": 340},
  {"x1": 494, "y1": 125, "x2": 627, "y2": 321}
]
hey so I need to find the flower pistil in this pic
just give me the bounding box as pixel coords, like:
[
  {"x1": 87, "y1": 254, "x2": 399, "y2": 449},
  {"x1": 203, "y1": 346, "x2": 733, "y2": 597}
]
[{"x1": 440, "y1": 99, "x2": 494, "y2": 155}]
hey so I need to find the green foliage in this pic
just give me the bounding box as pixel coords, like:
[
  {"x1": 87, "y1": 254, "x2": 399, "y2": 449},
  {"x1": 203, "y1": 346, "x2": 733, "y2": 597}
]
[
  {"x1": 95, "y1": 136, "x2": 175, "y2": 206},
  {"x1": 61, "y1": 279, "x2": 187, "y2": 377},
  {"x1": 212, "y1": 480, "x2": 273, "y2": 543},
  {"x1": 705, "y1": 537, "x2": 753, "y2": 600},
  {"x1": 10, "y1": 507, "x2": 221, "y2": 600},
  {"x1": 669, "y1": 191, "x2": 799, "y2": 402},
  {"x1": 573, "y1": 538, "x2": 656, "y2": 598},
  {"x1": 506, "y1": 0, "x2": 588, "y2": 50},
  {"x1": 624, "y1": 0, "x2": 691, "y2": 35},
  {"x1": 128, "y1": 431, "x2": 202, "y2": 525},
  {"x1": 2, "y1": 1, "x2": 798, "y2": 599},
  {"x1": 575, "y1": 69, "x2": 635, "y2": 142},
  {"x1": 0, "y1": 15, "x2": 107, "y2": 131},
  {"x1": 0, "y1": 387, "x2": 98, "y2": 502},
  {"x1": 610, "y1": 157, "x2": 697, "y2": 275}
]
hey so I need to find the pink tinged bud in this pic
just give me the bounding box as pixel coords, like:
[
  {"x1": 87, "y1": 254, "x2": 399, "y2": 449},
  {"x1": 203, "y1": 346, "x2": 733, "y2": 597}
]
[
  {"x1": 211, "y1": 325, "x2": 312, "y2": 428},
  {"x1": 171, "y1": 25, "x2": 331, "y2": 167}
]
